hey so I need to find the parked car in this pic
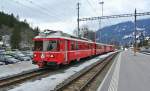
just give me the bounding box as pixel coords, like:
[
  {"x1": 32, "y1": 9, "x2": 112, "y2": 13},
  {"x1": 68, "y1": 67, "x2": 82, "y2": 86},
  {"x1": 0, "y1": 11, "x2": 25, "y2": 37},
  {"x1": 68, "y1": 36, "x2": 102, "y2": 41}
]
[
  {"x1": 0, "y1": 61, "x2": 5, "y2": 65},
  {"x1": 22, "y1": 51, "x2": 33, "y2": 59},
  {"x1": 0, "y1": 50, "x2": 6, "y2": 55},
  {"x1": 0, "y1": 55, "x2": 20, "y2": 65},
  {"x1": 17, "y1": 53, "x2": 31, "y2": 61},
  {"x1": 0, "y1": 49, "x2": 5, "y2": 53},
  {"x1": 10, "y1": 51, "x2": 31, "y2": 61}
]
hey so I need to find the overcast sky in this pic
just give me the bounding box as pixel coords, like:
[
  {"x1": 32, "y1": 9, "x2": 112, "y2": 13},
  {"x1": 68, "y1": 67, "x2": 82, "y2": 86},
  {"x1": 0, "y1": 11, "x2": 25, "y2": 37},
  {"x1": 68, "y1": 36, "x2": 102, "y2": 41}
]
[{"x1": 0, "y1": 0, "x2": 150, "y2": 34}]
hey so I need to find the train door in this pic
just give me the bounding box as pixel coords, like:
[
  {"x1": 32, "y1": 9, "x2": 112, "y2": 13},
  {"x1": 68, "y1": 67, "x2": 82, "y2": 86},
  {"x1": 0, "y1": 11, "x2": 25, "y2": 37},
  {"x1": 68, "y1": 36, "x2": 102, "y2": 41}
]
[
  {"x1": 64, "y1": 40, "x2": 68, "y2": 64},
  {"x1": 76, "y1": 41, "x2": 79, "y2": 61},
  {"x1": 90, "y1": 43, "x2": 93, "y2": 56}
]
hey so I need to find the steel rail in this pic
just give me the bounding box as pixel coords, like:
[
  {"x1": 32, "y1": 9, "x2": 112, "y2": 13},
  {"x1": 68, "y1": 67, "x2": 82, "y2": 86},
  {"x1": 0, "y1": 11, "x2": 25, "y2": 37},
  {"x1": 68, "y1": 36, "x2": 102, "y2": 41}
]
[
  {"x1": 0, "y1": 68, "x2": 49, "y2": 87},
  {"x1": 54, "y1": 52, "x2": 118, "y2": 91}
]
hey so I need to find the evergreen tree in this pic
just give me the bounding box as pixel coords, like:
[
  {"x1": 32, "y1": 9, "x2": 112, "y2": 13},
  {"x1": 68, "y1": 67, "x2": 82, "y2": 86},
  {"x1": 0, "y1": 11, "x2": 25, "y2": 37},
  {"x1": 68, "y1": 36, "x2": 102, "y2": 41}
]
[
  {"x1": 0, "y1": 36, "x2": 2, "y2": 41},
  {"x1": 9, "y1": 13, "x2": 15, "y2": 27},
  {"x1": 0, "y1": 11, "x2": 40, "y2": 49},
  {"x1": 10, "y1": 24, "x2": 21, "y2": 49},
  {"x1": 34, "y1": 27, "x2": 40, "y2": 36}
]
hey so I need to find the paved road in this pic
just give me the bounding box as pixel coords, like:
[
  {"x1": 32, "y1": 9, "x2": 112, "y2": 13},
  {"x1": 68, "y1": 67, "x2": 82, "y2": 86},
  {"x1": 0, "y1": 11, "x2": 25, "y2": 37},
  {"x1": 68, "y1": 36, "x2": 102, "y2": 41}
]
[{"x1": 97, "y1": 50, "x2": 150, "y2": 91}]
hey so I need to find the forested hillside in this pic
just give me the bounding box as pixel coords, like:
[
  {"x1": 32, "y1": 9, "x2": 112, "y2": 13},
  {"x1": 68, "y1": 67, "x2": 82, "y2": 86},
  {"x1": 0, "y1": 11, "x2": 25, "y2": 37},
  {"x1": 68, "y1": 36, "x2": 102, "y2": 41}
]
[
  {"x1": 0, "y1": 12, "x2": 39, "y2": 49},
  {"x1": 96, "y1": 18, "x2": 150, "y2": 46}
]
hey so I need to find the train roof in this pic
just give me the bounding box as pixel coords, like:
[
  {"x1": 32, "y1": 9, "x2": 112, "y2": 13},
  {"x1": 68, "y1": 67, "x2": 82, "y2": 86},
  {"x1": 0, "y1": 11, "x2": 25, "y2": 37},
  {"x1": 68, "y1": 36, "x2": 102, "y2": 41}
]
[
  {"x1": 34, "y1": 30, "x2": 94, "y2": 43},
  {"x1": 35, "y1": 35, "x2": 94, "y2": 43},
  {"x1": 95, "y1": 42, "x2": 114, "y2": 46},
  {"x1": 34, "y1": 30, "x2": 113, "y2": 46}
]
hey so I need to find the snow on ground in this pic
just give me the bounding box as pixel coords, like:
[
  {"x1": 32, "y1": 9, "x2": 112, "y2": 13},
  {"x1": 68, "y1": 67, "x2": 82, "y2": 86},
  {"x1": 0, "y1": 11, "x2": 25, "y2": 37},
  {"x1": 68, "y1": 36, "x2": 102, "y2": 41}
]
[
  {"x1": 0, "y1": 61, "x2": 38, "y2": 78},
  {"x1": 9, "y1": 52, "x2": 115, "y2": 91}
]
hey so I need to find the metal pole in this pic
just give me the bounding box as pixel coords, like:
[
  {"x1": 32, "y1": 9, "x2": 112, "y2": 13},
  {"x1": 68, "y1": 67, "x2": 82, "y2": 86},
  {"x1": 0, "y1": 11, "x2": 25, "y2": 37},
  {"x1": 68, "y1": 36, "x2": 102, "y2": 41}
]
[
  {"x1": 134, "y1": 9, "x2": 137, "y2": 56},
  {"x1": 77, "y1": 2, "x2": 80, "y2": 37},
  {"x1": 99, "y1": 1, "x2": 104, "y2": 42},
  {"x1": 101, "y1": 1, "x2": 104, "y2": 16},
  {"x1": 94, "y1": 31, "x2": 96, "y2": 42}
]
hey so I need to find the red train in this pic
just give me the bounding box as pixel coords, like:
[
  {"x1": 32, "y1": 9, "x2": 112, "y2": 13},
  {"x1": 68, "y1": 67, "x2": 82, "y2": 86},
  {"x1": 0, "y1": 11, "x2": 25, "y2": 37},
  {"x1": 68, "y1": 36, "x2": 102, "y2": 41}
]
[{"x1": 32, "y1": 31, "x2": 115, "y2": 68}]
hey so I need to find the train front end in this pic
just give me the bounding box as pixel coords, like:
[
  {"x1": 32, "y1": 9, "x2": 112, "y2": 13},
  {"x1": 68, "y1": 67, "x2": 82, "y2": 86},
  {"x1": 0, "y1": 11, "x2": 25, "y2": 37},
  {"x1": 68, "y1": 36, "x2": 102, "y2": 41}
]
[{"x1": 32, "y1": 38, "x2": 65, "y2": 68}]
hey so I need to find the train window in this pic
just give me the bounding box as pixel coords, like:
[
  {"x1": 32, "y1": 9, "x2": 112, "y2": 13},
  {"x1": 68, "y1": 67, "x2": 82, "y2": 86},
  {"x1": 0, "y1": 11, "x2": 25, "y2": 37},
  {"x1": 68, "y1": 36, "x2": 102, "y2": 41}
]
[
  {"x1": 34, "y1": 41, "x2": 43, "y2": 51},
  {"x1": 88, "y1": 44, "x2": 91, "y2": 49},
  {"x1": 99, "y1": 45, "x2": 101, "y2": 49},
  {"x1": 76, "y1": 42, "x2": 79, "y2": 50},
  {"x1": 71, "y1": 41, "x2": 75, "y2": 50},
  {"x1": 78, "y1": 42, "x2": 82, "y2": 50},
  {"x1": 47, "y1": 40, "x2": 59, "y2": 51}
]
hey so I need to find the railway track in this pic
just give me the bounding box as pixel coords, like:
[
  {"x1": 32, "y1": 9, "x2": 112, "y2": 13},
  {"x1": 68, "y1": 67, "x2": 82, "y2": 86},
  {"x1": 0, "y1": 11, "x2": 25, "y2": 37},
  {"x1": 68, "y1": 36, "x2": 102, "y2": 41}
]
[
  {"x1": 0, "y1": 68, "x2": 51, "y2": 88},
  {"x1": 0, "y1": 52, "x2": 117, "y2": 91},
  {"x1": 54, "y1": 52, "x2": 118, "y2": 91}
]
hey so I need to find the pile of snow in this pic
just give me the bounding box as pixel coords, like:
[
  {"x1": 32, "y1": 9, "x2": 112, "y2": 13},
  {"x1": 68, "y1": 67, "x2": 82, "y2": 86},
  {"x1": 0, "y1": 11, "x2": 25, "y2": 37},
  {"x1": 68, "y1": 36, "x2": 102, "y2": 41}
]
[
  {"x1": 9, "y1": 52, "x2": 115, "y2": 91},
  {"x1": 123, "y1": 34, "x2": 133, "y2": 39},
  {"x1": 0, "y1": 61, "x2": 38, "y2": 78}
]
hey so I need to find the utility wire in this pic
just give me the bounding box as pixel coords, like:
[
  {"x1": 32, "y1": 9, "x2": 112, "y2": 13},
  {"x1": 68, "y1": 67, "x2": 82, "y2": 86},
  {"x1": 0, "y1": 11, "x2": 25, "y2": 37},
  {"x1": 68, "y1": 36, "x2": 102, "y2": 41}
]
[
  {"x1": 0, "y1": 0, "x2": 22, "y2": 20},
  {"x1": 25, "y1": 0, "x2": 64, "y2": 21},
  {"x1": 12, "y1": 0, "x2": 47, "y2": 16},
  {"x1": 25, "y1": 0, "x2": 78, "y2": 22},
  {"x1": 5, "y1": 1, "x2": 25, "y2": 17},
  {"x1": 79, "y1": 12, "x2": 150, "y2": 21},
  {"x1": 27, "y1": 0, "x2": 76, "y2": 20},
  {"x1": 12, "y1": 0, "x2": 63, "y2": 21},
  {"x1": 86, "y1": 0, "x2": 99, "y2": 15}
]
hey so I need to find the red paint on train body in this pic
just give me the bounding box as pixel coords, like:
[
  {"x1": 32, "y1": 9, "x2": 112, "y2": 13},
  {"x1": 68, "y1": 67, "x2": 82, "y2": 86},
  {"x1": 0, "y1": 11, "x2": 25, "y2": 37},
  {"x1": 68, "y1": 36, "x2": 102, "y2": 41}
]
[{"x1": 32, "y1": 35, "x2": 115, "y2": 68}]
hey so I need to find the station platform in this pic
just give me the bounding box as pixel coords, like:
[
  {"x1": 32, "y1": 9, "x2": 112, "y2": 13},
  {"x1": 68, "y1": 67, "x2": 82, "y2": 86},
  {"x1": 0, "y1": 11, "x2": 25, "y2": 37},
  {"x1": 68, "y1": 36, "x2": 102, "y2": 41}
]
[{"x1": 97, "y1": 50, "x2": 150, "y2": 91}]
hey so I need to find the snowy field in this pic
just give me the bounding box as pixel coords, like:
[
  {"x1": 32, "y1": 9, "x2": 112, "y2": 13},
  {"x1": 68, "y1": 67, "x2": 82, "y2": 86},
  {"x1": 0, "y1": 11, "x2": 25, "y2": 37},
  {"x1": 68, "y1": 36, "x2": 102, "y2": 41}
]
[
  {"x1": 8, "y1": 52, "x2": 115, "y2": 91},
  {"x1": 0, "y1": 61, "x2": 38, "y2": 78}
]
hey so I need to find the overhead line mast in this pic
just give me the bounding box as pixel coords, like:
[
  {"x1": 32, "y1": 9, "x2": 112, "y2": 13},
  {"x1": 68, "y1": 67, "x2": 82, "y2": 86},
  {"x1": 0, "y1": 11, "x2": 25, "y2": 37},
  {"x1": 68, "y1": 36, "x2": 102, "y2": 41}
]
[
  {"x1": 78, "y1": 9, "x2": 150, "y2": 54},
  {"x1": 134, "y1": 9, "x2": 137, "y2": 56},
  {"x1": 79, "y1": 12, "x2": 150, "y2": 21},
  {"x1": 77, "y1": 2, "x2": 80, "y2": 37},
  {"x1": 99, "y1": 0, "x2": 104, "y2": 42}
]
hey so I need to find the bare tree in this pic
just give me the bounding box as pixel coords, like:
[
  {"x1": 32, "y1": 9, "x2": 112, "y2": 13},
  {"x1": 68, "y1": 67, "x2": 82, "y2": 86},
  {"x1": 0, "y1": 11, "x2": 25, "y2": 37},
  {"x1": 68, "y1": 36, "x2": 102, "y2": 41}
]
[{"x1": 73, "y1": 25, "x2": 95, "y2": 41}]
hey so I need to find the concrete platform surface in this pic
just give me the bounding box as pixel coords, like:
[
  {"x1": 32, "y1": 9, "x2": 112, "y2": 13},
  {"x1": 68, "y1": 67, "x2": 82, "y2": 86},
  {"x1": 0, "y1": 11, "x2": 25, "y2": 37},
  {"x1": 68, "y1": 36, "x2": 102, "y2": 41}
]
[{"x1": 97, "y1": 50, "x2": 150, "y2": 91}]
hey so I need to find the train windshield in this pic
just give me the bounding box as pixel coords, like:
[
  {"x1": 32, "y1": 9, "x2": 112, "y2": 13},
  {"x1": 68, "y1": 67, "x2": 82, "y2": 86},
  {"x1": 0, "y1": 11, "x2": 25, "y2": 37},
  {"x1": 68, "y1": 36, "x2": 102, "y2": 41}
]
[
  {"x1": 46, "y1": 40, "x2": 59, "y2": 51},
  {"x1": 34, "y1": 40, "x2": 59, "y2": 51},
  {"x1": 34, "y1": 41, "x2": 43, "y2": 51}
]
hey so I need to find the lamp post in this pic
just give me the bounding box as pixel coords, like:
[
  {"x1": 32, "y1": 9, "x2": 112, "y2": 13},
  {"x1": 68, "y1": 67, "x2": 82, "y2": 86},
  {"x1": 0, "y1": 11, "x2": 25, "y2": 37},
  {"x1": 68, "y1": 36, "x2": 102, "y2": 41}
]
[
  {"x1": 99, "y1": 0, "x2": 104, "y2": 42},
  {"x1": 77, "y1": 2, "x2": 80, "y2": 37},
  {"x1": 134, "y1": 9, "x2": 137, "y2": 56}
]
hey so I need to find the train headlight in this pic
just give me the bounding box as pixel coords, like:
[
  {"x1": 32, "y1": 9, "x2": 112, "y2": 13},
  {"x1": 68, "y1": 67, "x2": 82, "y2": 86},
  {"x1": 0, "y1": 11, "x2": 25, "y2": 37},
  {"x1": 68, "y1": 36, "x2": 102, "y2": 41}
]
[
  {"x1": 34, "y1": 54, "x2": 36, "y2": 57},
  {"x1": 50, "y1": 55, "x2": 54, "y2": 58},
  {"x1": 41, "y1": 53, "x2": 45, "y2": 58}
]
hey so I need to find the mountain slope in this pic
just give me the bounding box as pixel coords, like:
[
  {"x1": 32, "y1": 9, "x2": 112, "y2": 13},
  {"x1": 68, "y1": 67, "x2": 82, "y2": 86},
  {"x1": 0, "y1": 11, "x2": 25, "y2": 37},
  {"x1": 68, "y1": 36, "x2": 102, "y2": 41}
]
[{"x1": 96, "y1": 18, "x2": 150, "y2": 46}]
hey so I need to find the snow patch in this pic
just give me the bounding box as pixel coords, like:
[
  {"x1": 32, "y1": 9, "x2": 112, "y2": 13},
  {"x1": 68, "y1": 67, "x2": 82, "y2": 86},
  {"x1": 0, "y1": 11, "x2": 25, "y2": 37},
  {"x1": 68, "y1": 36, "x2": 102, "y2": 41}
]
[
  {"x1": 0, "y1": 61, "x2": 38, "y2": 78},
  {"x1": 9, "y1": 52, "x2": 115, "y2": 91},
  {"x1": 122, "y1": 34, "x2": 133, "y2": 39}
]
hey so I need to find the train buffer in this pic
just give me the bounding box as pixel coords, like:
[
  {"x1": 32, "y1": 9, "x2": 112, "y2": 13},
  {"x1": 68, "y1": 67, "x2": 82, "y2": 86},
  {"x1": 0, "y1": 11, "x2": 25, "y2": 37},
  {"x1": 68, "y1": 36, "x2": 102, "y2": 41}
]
[{"x1": 97, "y1": 49, "x2": 150, "y2": 91}]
